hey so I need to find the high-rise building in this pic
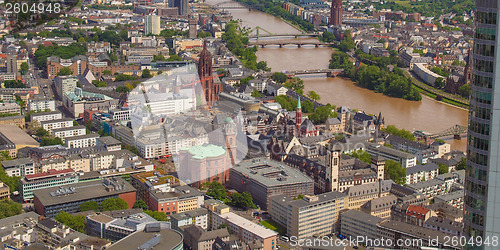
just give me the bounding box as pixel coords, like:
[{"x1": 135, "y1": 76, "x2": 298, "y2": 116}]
[
  {"x1": 144, "y1": 15, "x2": 161, "y2": 35},
  {"x1": 330, "y1": 0, "x2": 342, "y2": 26},
  {"x1": 198, "y1": 41, "x2": 221, "y2": 106},
  {"x1": 6, "y1": 49, "x2": 17, "y2": 74},
  {"x1": 464, "y1": 0, "x2": 500, "y2": 247},
  {"x1": 189, "y1": 18, "x2": 197, "y2": 38},
  {"x1": 174, "y1": 0, "x2": 187, "y2": 16}
]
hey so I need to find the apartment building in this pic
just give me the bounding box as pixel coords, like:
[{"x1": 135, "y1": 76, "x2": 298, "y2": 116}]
[
  {"x1": 40, "y1": 118, "x2": 73, "y2": 133},
  {"x1": 148, "y1": 185, "x2": 204, "y2": 216},
  {"x1": 269, "y1": 192, "x2": 347, "y2": 238},
  {"x1": 405, "y1": 163, "x2": 440, "y2": 185},
  {"x1": 391, "y1": 203, "x2": 436, "y2": 227},
  {"x1": 0, "y1": 182, "x2": 9, "y2": 199},
  {"x1": 65, "y1": 133, "x2": 99, "y2": 148},
  {"x1": 434, "y1": 189, "x2": 464, "y2": 210},
  {"x1": 170, "y1": 208, "x2": 209, "y2": 231},
  {"x1": 1, "y1": 158, "x2": 35, "y2": 177},
  {"x1": 0, "y1": 115, "x2": 26, "y2": 128},
  {"x1": 96, "y1": 136, "x2": 121, "y2": 151},
  {"x1": 28, "y1": 98, "x2": 56, "y2": 112},
  {"x1": 0, "y1": 102, "x2": 20, "y2": 114},
  {"x1": 31, "y1": 111, "x2": 63, "y2": 123},
  {"x1": 52, "y1": 126, "x2": 86, "y2": 141},
  {"x1": 365, "y1": 143, "x2": 417, "y2": 168},
  {"x1": 55, "y1": 75, "x2": 78, "y2": 96},
  {"x1": 407, "y1": 179, "x2": 448, "y2": 199}
]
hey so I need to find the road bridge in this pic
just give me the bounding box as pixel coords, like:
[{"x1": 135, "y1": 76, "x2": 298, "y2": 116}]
[
  {"x1": 248, "y1": 33, "x2": 319, "y2": 39},
  {"x1": 262, "y1": 69, "x2": 344, "y2": 78},
  {"x1": 211, "y1": 1, "x2": 254, "y2": 9},
  {"x1": 248, "y1": 40, "x2": 331, "y2": 48}
]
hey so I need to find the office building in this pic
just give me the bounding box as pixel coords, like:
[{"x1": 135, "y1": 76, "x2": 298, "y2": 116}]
[
  {"x1": 365, "y1": 143, "x2": 417, "y2": 168},
  {"x1": 229, "y1": 158, "x2": 314, "y2": 210},
  {"x1": 33, "y1": 177, "x2": 136, "y2": 217},
  {"x1": 86, "y1": 212, "x2": 162, "y2": 241},
  {"x1": 0, "y1": 115, "x2": 26, "y2": 128},
  {"x1": 52, "y1": 126, "x2": 86, "y2": 141},
  {"x1": 20, "y1": 168, "x2": 79, "y2": 201},
  {"x1": 0, "y1": 103, "x2": 20, "y2": 114},
  {"x1": 40, "y1": 118, "x2": 74, "y2": 133},
  {"x1": 170, "y1": 208, "x2": 209, "y2": 231},
  {"x1": 65, "y1": 133, "x2": 99, "y2": 148},
  {"x1": 107, "y1": 223, "x2": 183, "y2": 250},
  {"x1": 175, "y1": 0, "x2": 188, "y2": 15},
  {"x1": 28, "y1": 98, "x2": 56, "y2": 112},
  {"x1": 55, "y1": 75, "x2": 78, "y2": 97},
  {"x1": 144, "y1": 15, "x2": 161, "y2": 35},
  {"x1": 340, "y1": 209, "x2": 383, "y2": 242},
  {"x1": 463, "y1": 0, "x2": 500, "y2": 245},
  {"x1": 269, "y1": 192, "x2": 347, "y2": 238}
]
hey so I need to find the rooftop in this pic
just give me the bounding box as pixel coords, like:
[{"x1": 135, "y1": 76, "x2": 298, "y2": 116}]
[
  {"x1": 107, "y1": 226, "x2": 183, "y2": 250},
  {"x1": 183, "y1": 144, "x2": 226, "y2": 159},
  {"x1": 31, "y1": 111, "x2": 62, "y2": 117},
  {"x1": 406, "y1": 162, "x2": 439, "y2": 175},
  {"x1": 97, "y1": 136, "x2": 121, "y2": 146},
  {"x1": 219, "y1": 212, "x2": 277, "y2": 239},
  {"x1": 1, "y1": 157, "x2": 33, "y2": 168},
  {"x1": 270, "y1": 191, "x2": 347, "y2": 209},
  {"x1": 65, "y1": 133, "x2": 100, "y2": 140},
  {"x1": 407, "y1": 179, "x2": 446, "y2": 190},
  {"x1": 52, "y1": 125, "x2": 86, "y2": 133},
  {"x1": 170, "y1": 208, "x2": 208, "y2": 221},
  {"x1": 24, "y1": 168, "x2": 75, "y2": 181},
  {"x1": 0, "y1": 125, "x2": 39, "y2": 147},
  {"x1": 40, "y1": 118, "x2": 74, "y2": 125},
  {"x1": 366, "y1": 142, "x2": 416, "y2": 159},
  {"x1": 232, "y1": 158, "x2": 313, "y2": 187},
  {"x1": 341, "y1": 209, "x2": 384, "y2": 225},
  {"x1": 32, "y1": 177, "x2": 135, "y2": 206}
]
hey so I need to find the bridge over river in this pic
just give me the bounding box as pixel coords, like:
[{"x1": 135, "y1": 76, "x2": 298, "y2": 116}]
[{"x1": 262, "y1": 69, "x2": 344, "y2": 78}]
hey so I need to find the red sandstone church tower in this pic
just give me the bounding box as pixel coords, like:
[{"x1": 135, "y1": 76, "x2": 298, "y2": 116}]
[
  {"x1": 296, "y1": 96, "x2": 302, "y2": 131},
  {"x1": 198, "y1": 40, "x2": 221, "y2": 106},
  {"x1": 330, "y1": 0, "x2": 342, "y2": 26}
]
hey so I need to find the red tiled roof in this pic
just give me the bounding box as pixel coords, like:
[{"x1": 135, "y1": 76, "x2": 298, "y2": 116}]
[{"x1": 406, "y1": 205, "x2": 430, "y2": 220}]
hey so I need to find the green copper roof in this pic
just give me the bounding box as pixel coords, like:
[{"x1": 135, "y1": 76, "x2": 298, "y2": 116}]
[
  {"x1": 185, "y1": 144, "x2": 226, "y2": 159},
  {"x1": 297, "y1": 96, "x2": 301, "y2": 109}
]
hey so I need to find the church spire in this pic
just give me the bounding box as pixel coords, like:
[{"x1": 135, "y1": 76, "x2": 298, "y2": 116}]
[{"x1": 297, "y1": 96, "x2": 301, "y2": 109}]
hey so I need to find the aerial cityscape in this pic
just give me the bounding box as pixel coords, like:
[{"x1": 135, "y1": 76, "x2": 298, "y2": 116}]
[{"x1": 0, "y1": 0, "x2": 496, "y2": 249}]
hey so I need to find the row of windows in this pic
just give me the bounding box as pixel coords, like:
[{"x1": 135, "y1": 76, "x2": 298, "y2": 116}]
[
  {"x1": 467, "y1": 150, "x2": 489, "y2": 166},
  {"x1": 475, "y1": 11, "x2": 497, "y2": 25},
  {"x1": 475, "y1": 27, "x2": 496, "y2": 41},
  {"x1": 465, "y1": 210, "x2": 485, "y2": 227},
  {"x1": 473, "y1": 58, "x2": 494, "y2": 73},
  {"x1": 471, "y1": 74, "x2": 493, "y2": 88},
  {"x1": 465, "y1": 179, "x2": 487, "y2": 196},
  {"x1": 468, "y1": 135, "x2": 489, "y2": 151},
  {"x1": 473, "y1": 43, "x2": 495, "y2": 57},
  {"x1": 469, "y1": 120, "x2": 490, "y2": 135},
  {"x1": 466, "y1": 164, "x2": 488, "y2": 182},
  {"x1": 469, "y1": 105, "x2": 491, "y2": 120},
  {"x1": 470, "y1": 89, "x2": 492, "y2": 104},
  {"x1": 465, "y1": 195, "x2": 485, "y2": 211}
]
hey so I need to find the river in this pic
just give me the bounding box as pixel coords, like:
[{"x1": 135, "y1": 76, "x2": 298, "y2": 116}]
[{"x1": 204, "y1": 0, "x2": 469, "y2": 151}]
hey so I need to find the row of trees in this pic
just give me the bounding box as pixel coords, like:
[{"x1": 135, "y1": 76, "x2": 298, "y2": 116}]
[
  {"x1": 0, "y1": 199, "x2": 23, "y2": 220},
  {"x1": 78, "y1": 197, "x2": 129, "y2": 212},
  {"x1": 382, "y1": 125, "x2": 416, "y2": 141},
  {"x1": 222, "y1": 22, "x2": 268, "y2": 71},
  {"x1": 34, "y1": 43, "x2": 87, "y2": 68}
]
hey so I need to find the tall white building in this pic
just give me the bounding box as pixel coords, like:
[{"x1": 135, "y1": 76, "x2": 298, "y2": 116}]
[{"x1": 144, "y1": 15, "x2": 161, "y2": 35}]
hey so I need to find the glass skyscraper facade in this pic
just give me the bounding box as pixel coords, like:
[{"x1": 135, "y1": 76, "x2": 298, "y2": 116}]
[{"x1": 465, "y1": 0, "x2": 500, "y2": 248}]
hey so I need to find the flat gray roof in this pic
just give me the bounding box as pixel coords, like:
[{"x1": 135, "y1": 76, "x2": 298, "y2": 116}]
[
  {"x1": 270, "y1": 192, "x2": 346, "y2": 209},
  {"x1": 108, "y1": 227, "x2": 183, "y2": 250},
  {"x1": 341, "y1": 209, "x2": 383, "y2": 225},
  {"x1": 366, "y1": 142, "x2": 416, "y2": 159},
  {"x1": 40, "y1": 118, "x2": 74, "y2": 125},
  {"x1": 33, "y1": 177, "x2": 136, "y2": 207},
  {"x1": 232, "y1": 158, "x2": 313, "y2": 187},
  {"x1": 65, "y1": 133, "x2": 100, "y2": 140},
  {"x1": 407, "y1": 179, "x2": 445, "y2": 190},
  {"x1": 31, "y1": 111, "x2": 62, "y2": 117},
  {"x1": 52, "y1": 125, "x2": 86, "y2": 133},
  {"x1": 1, "y1": 157, "x2": 33, "y2": 168},
  {"x1": 97, "y1": 136, "x2": 121, "y2": 145}
]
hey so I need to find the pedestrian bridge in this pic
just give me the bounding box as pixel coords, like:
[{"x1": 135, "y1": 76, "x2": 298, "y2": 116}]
[{"x1": 248, "y1": 40, "x2": 331, "y2": 48}]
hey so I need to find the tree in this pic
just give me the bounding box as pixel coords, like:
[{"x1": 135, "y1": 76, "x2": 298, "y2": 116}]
[
  {"x1": 101, "y1": 197, "x2": 129, "y2": 211},
  {"x1": 347, "y1": 150, "x2": 372, "y2": 164},
  {"x1": 284, "y1": 77, "x2": 304, "y2": 95},
  {"x1": 230, "y1": 192, "x2": 257, "y2": 210},
  {"x1": 458, "y1": 84, "x2": 471, "y2": 97},
  {"x1": 79, "y1": 201, "x2": 100, "y2": 212},
  {"x1": 456, "y1": 157, "x2": 466, "y2": 170},
  {"x1": 152, "y1": 54, "x2": 166, "y2": 62},
  {"x1": 385, "y1": 160, "x2": 406, "y2": 185},
  {"x1": 55, "y1": 211, "x2": 86, "y2": 233},
  {"x1": 116, "y1": 86, "x2": 130, "y2": 93},
  {"x1": 309, "y1": 104, "x2": 334, "y2": 124},
  {"x1": 307, "y1": 91, "x2": 320, "y2": 101},
  {"x1": 144, "y1": 210, "x2": 169, "y2": 221},
  {"x1": 438, "y1": 163, "x2": 449, "y2": 174},
  {"x1": 142, "y1": 69, "x2": 152, "y2": 78},
  {"x1": 256, "y1": 61, "x2": 271, "y2": 71},
  {"x1": 133, "y1": 200, "x2": 148, "y2": 210},
  {"x1": 102, "y1": 70, "x2": 112, "y2": 75},
  {"x1": 40, "y1": 137, "x2": 64, "y2": 146},
  {"x1": 251, "y1": 89, "x2": 262, "y2": 98},
  {"x1": 57, "y1": 67, "x2": 73, "y2": 76},
  {"x1": 271, "y1": 72, "x2": 288, "y2": 84},
  {"x1": 0, "y1": 199, "x2": 23, "y2": 219},
  {"x1": 36, "y1": 128, "x2": 49, "y2": 137},
  {"x1": 0, "y1": 166, "x2": 20, "y2": 192},
  {"x1": 204, "y1": 181, "x2": 229, "y2": 202},
  {"x1": 4, "y1": 80, "x2": 25, "y2": 88},
  {"x1": 92, "y1": 80, "x2": 107, "y2": 87},
  {"x1": 382, "y1": 125, "x2": 415, "y2": 141},
  {"x1": 20, "y1": 62, "x2": 29, "y2": 75},
  {"x1": 434, "y1": 77, "x2": 445, "y2": 89},
  {"x1": 14, "y1": 95, "x2": 25, "y2": 109},
  {"x1": 302, "y1": 99, "x2": 314, "y2": 113},
  {"x1": 166, "y1": 55, "x2": 183, "y2": 61}
]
